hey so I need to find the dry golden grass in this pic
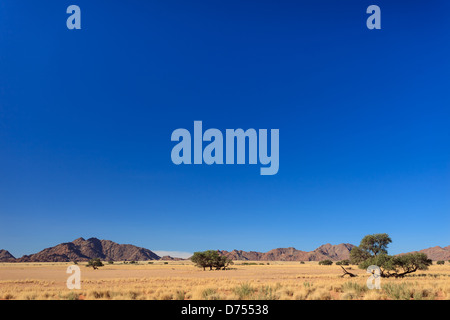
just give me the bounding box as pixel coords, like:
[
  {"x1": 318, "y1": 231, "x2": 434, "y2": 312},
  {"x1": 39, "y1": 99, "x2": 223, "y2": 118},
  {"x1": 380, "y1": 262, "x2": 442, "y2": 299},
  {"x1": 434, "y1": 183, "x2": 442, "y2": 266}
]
[{"x1": 0, "y1": 261, "x2": 449, "y2": 300}]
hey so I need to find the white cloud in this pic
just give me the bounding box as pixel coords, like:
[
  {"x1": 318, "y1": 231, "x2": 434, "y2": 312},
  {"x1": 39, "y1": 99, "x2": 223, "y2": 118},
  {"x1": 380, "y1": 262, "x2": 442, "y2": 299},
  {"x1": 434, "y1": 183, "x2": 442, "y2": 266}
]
[{"x1": 153, "y1": 250, "x2": 193, "y2": 259}]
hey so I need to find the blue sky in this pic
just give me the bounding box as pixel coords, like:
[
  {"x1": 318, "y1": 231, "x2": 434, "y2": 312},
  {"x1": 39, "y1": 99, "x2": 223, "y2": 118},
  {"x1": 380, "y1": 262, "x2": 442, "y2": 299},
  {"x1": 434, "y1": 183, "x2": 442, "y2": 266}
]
[{"x1": 0, "y1": 1, "x2": 449, "y2": 258}]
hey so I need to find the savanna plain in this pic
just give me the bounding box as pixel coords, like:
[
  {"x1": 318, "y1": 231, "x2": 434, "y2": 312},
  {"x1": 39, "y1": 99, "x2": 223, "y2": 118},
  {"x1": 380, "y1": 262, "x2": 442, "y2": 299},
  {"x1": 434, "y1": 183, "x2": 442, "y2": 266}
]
[{"x1": 0, "y1": 261, "x2": 449, "y2": 300}]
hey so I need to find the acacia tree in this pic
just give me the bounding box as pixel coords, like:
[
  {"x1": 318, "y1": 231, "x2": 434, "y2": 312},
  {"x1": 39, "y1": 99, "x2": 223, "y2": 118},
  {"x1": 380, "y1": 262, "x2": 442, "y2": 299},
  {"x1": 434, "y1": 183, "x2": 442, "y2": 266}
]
[
  {"x1": 350, "y1": 233, "x2": 432, "y2": 278},
  {"x1": 86, "y1": 258, "x2": 104, "y2": 270},
  {"x1": 213, "y1": 255, "x2": 234, "y2": 270},
  {"x1": 191, "y1": 250, "x2": 233, "y2": 270},
  {"x1": 191, "y1": 251, "x2": 209, "y2": 270}
]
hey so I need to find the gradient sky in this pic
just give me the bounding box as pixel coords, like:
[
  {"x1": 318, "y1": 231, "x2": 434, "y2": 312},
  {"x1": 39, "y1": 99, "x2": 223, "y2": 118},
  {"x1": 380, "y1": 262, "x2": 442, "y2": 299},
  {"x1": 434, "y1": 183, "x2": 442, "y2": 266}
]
[{"x1": 0, "y1": 1, "x2": 449, "y2": 258}]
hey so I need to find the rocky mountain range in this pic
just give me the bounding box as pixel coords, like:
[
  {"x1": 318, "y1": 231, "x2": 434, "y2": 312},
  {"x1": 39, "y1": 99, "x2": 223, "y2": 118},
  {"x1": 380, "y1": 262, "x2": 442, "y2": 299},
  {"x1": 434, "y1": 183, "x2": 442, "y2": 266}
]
[
  {"x1": 405, "y1": 245, "x2": 450, "y2": 261},
  {"x1": 11, "y1": 237, "x2": 160, "y2": 262},
  {"x1": 218, "y1": 244, "x2": 450, "y2": 262},
  {"x1": 1, "y1": 238, "x2": 449, "y2": 262},
  {"x1": 218, "y1": 243, "x2": 356, "y2": 261}
]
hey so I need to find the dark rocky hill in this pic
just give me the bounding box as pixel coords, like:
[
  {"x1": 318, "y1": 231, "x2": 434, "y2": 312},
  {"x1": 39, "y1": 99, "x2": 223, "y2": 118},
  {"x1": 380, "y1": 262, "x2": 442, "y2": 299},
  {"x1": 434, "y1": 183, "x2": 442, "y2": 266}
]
[{"x1": 15, "y1": 237, "x2": 160, "y2": 262}]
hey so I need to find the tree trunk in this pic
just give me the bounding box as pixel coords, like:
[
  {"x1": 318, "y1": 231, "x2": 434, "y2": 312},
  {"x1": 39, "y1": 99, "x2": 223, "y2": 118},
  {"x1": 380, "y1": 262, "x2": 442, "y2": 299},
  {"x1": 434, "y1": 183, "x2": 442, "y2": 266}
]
[{"x1": 340, "y1": 266, "x2": 356, "y2": 277}]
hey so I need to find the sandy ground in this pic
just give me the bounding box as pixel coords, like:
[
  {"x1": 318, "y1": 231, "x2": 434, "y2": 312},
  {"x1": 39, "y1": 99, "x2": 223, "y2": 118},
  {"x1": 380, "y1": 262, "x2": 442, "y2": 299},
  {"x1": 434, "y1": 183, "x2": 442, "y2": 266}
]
[{"x1": 0, "y1": 261, "x2": 449, "y2": 300}]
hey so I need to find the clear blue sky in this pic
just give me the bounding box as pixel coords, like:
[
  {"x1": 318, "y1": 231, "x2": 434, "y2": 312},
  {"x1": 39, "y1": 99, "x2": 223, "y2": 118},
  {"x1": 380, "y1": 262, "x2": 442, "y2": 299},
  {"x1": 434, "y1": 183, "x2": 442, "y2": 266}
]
[{"x1": 0, "y1": 1, "x2": 449, "y2": 258}]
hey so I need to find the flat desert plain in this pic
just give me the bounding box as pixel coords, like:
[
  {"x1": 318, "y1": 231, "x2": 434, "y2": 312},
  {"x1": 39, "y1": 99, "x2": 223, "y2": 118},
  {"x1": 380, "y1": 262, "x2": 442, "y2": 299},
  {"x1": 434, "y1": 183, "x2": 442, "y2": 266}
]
[{"x1": 0, "y1": 261, "x2": 449, "y2": 300}]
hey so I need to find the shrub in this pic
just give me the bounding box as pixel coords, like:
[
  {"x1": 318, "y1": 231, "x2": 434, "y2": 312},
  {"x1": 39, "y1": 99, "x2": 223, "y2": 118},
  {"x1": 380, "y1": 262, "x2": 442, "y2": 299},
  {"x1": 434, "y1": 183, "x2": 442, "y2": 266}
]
[
  {"x1": 108, "y1": 261, "x2": 114, "y2": 264},
  {"x1": 233, "y1": 283, "x2": 255, "y2": 299},
  {"x1": 256, "y1": 285, "x2": 278, "y2": 300},
  {"x1": 175, "y1": 290, "x2": 186, "y2": 300},
  {"x1": 382, "y1": 283, "x2": 414, "y2": 300},
  {"x1": 341, "y1": 281, "x2": 367, "y2": 297},
  {"x1": 3, "y1": 294, "x2": 14, "y2": 300},
  {"x1": 164, "y1": 262, "x2": 168, "y2": 265},
  {"x1": 86, "y1": 258, "x2": 104, "y2": 269},
  {"x1": 127, "y1": 291, "x2": 139, "y2": 300},
  {"x1": 336, "y1": 260, "x2": 350, "y2": 266},
  {"x1": 202, "y1": 288, "x2": 220, "y2": 300},
  {"x1": 318, "y1": 260, "x2": 333, "y2": 265},
  {"x1": 436, "y1": 260, "x2": 445, "y2": 265},
  {"x1": 65, "y1": 292, "x2": 80, "y2": 300}
]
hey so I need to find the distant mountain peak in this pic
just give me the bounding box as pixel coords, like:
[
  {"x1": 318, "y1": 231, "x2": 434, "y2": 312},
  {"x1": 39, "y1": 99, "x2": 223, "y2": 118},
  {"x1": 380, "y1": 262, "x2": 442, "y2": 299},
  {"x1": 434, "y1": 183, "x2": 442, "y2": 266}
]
[
  {"x1": 0, "y1": 249, "x2": 15, "y2": 262},
  {"x1": 15, "y1": 237, "x2": 160, "y2": 262},
  {"x1": 402, "y1": 245, "x2": 450, "y2": 261},
  {"x1": 72, "y1": 237, "x2": 86, "y2": 245}
]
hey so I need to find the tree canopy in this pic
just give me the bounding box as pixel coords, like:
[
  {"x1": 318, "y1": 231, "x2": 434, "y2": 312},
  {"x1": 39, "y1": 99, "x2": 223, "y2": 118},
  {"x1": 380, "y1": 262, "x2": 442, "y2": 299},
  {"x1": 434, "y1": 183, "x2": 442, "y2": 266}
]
[
  {"x1": 318, "y1": 259, "x2": 333, "y2": 265},
  {"x1": 350, "y1": 233, "x2": 431, "y2": 278},
  {"x1": 86, "y1": 258, "x2": 104, "y2": 270},
  {"x1": 191, "y1": 250, "x2": 233, "y2": 270},
  {"x1": 359, "y1": 233, "x2": 392, "y2": 256}
]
